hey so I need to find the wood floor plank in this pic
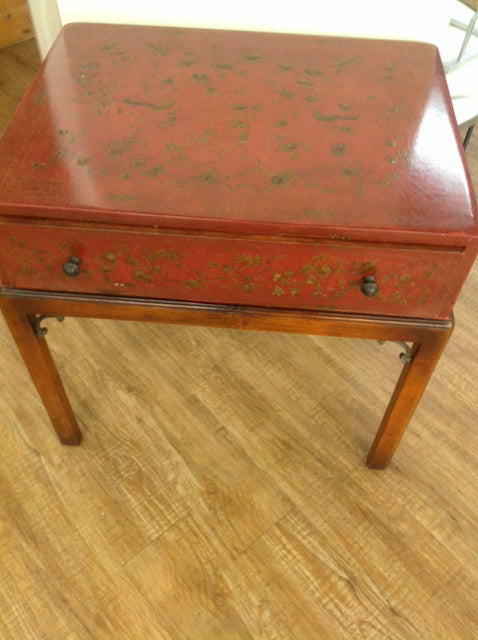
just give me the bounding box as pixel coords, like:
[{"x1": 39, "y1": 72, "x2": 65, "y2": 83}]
[
  {"x1": 124, "y1": 513, "x2": 254, "y2": 640},
  {"x1": 0, "y1": 1, "x2": 33, "y2": 49},
  {"x1": 231, "y1": 509, "x2": 412, "y2": 640},
  {"x1": 49, "y1": 317, "x2": 295, "y2": 557},
  {"x1": 0, "y1": 38, "x2": 39, "y2": 131},
  {"x1": 0, "y1": 437, "x2": 179, "y2": 638}
]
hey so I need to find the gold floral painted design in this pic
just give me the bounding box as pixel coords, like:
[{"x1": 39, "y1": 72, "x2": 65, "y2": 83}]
[{"x1": 0, "y1": 231, "x2": 450, "y2": 318}]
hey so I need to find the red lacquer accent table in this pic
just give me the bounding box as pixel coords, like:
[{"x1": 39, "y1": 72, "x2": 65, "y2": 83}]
[{"x1": 0, "y1": 24, "x2": 477, "y2": 468}]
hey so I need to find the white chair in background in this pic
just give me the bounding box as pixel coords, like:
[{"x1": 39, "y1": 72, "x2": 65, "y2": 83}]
[{"x1": 442, "y1": 1, "x2": 478, "y2": 148}]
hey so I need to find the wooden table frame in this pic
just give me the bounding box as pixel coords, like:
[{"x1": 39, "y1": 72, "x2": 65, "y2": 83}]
[{"x1": 0, "y1": 288, "x2": 454, "y2": 469}]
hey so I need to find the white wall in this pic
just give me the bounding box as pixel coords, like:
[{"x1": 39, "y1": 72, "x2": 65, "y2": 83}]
[
  {"x1": 30, "y1": 0, "x2": 456, "y2": 60},
  {"x1": 27, "y1": 0, "x2": 62, "y2": 58},
  {"x1": 56, "y1": 0, "x2": 452, "y2": 43}
]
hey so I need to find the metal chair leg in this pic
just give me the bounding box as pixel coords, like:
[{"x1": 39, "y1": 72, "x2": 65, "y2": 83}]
[{"x1": 463, "y1": 124, "x2": 475, "y2": 150}]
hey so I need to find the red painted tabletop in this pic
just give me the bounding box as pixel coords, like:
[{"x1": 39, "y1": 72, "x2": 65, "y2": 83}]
[{"x1": 0, "y1": 23, "x2": 477, "y2": 244}]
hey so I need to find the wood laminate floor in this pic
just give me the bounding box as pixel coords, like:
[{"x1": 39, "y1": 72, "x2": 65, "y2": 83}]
[{"x1": 0, "y1": 38, "x2": 477, "y2": 639}]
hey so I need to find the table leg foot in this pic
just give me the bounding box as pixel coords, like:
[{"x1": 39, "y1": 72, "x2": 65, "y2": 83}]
[
  {"x1": 366, "y1": 324, "x2": 453, "y2": 469},
  {"x1": 0, "y1": 297, "x2": 82, "y2": 445}
]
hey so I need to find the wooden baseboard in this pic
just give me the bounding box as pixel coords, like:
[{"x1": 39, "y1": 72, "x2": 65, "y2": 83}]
[{"x1": 0, "y1": 0, "x2": 33, "y2": 49}]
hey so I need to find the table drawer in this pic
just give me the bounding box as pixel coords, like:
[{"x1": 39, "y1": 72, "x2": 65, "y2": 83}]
[{"x1": 0, "y1": 223, "x2": 466, "y2": 318}]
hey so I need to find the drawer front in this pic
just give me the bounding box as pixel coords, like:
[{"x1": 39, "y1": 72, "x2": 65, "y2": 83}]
[{"x1": 0, "y1": 223, "x2": 465, "y2": 318}]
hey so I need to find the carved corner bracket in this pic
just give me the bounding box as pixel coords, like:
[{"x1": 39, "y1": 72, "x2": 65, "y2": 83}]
[
  {"x1": 32, "y1": 315, "x2": 65, "y2": 338},
  {"x1": 378, "y1": 340, "x2": 413, "y2": 363}
]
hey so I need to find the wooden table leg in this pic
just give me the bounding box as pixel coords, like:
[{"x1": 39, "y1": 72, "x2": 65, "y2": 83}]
[
  {"x1": 0, "y1": 296, "x2": 82, "y2": 445},
  {"x1": 366, "y1": 322, "x2": 453, "y2": 469}
]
